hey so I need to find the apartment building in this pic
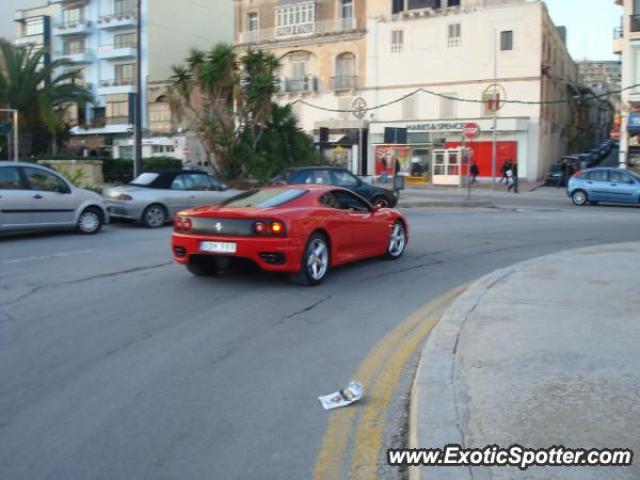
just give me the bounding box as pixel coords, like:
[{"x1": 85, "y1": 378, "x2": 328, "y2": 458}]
[
  {"x1": 577, "y1": 60, "x2": 621, "y2": 105},
  {"x1": 235, "y1": 0, "x2": 369, "y2": 171},
  {"x1": 613, "y1": 0, "x2": 640, "y2": 171},
  {"x1": 13, "y1": 2, "x2": 61, "y2": 70},
  {"x1": 234, "y1": 0, "x2": 591, "y2": 181},
  {"x1": 43, "y1": 0, "x2": 233, "y2": 159}
]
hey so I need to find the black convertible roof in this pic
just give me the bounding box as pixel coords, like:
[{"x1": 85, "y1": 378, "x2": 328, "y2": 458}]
[{"x1": 132, "y1": 170, "x2": 208, "y2": 189}]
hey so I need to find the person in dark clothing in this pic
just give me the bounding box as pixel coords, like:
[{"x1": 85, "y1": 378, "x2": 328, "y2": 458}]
[
  {"x1": 500, "y1": 160, "x2": 512, "y2": 184},
  {"x1": 567, "y1": 162, "x2": 576, "y2": 179},
  {"x1": 470, "y1": 162, "x2": 479, "y2": 184},
  {"x1": 507, "y1": 162, "x2": 519, "y2": 193},
  {"x1": 559, "y1": 159, "x2": 568, "y2": 188}
]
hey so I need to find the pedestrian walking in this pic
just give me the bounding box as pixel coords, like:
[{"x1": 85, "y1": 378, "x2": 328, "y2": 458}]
[
  {"x1": 500, "y1": 160, "x2": 512, "y2": 184},
  {"x1": 559, "y1": 159, "x2": 568, "y2": 188},
  {"x1": 381, "y1": 155, "x2": 388, "y2": 183},
  {"x1": 507, "y1": 162, "x2": 519, "y2": 193},
  {"x1": 470, "y1": 162, "x2": 479, "y2": 184}
]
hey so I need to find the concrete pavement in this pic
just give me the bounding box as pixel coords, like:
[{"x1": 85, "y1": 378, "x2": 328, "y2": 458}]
[{"x1": 411, "y1": 242, "x2": 640, "y2": 480}]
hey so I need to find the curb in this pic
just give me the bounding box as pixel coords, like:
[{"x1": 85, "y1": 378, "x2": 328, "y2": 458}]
[
  {"x1": 398, "y1": 201, "x2": 495, "y2": 209},
  {"x1": 408, "y1": 265, "x2": 517, "y2": 480}
]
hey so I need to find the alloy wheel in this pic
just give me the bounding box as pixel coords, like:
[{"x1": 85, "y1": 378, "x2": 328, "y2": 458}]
[
  {"x1": 387, "y1": 222, "x2": 406, "y2": 257},
  {"x1": 307, "y1": 238, "x2": 329, "y2": 281}
]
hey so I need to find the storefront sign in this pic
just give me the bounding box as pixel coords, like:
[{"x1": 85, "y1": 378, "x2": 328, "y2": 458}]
[{"x1": 406, "y1": 122, "x2": 466, "y2": 132}]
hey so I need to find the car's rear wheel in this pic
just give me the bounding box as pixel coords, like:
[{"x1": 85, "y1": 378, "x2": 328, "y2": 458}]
[
  {"x1": 571, "y1": 190, "x2": 588, "y2": 206},
  {"x1": 384, "y1": 221, "x2": 406, "y2": 260},
  {"x1": 291, "y1": 232, "x2": 330, "y2": 286},
  {"x1": 372, "y1": 196, "x2": 390, "y2": 208},
  {"x1": 142, "y1": 204, "x2": 167, "y2": 228},
  {"x1": 77, "y1": 207, "x2": 103, "y2": 234},
  {"x1": 186, "y1": 256, "x2": 219, "y2": 276}
]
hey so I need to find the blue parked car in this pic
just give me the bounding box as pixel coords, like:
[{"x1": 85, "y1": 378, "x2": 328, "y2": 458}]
[{"x1": 567, "y1": 167, "x2": 640, "y2": 206}]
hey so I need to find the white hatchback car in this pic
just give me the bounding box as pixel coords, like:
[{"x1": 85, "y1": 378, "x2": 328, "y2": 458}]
[{"x1": 0, "y1": 161, "x2": 109, "y2": 234}]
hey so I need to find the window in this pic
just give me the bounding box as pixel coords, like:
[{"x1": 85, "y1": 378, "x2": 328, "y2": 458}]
[
  {"x1": 440, "y1": 93, "x2": 456, "y2": 118},
  {"x1": 332, "y1": 170, "x2": 359, "y2": 187},
  {"x1": 106, "y1": 94, "x2": 129, "y2": 121},
  {"x1": 319, "y1": 192, "x2": 342, "y2": 209},
  {"x1": 24, "y1": 167, "x2": 69, "y2": 193},
  {"x1": 25, "y1": 18, "x2": 44, "y2": 36},
  {"x1": 0, "y1": 167, "x2": 24, "y2": 190},
  {"x1": 299, "y1": 169, "x2": 332, "y2": 184},
  {"x1": 114, "y1": 32, "x2": 136, "y2": 48},
  {"x1": 176, "y1": 174, "x2": 214, "y2": 191},
  {"x1": 609, "y1": 171, "x2": 633, "y2": 184},
  {"x1": 115, "y1": 63, "x2": 135, "y2": 84},
  {"x1": 330, "y1": 190, "x2": 370, "y2": 212},
  {"x1": 448, "y1": 23, "x2": 461, "y2": 47},
  {"x1": 391, "y1": 30, "x2": 404, "y2": 53},
  {"x1": 500, "y1": 30, "x2": 513, "y2": 51},
  {"x1": 275, "y1": 2, "x2": 315, "y2": 33},
  {"x1": 222, "y1": 189, "x2": 307, "y2": 208},
  {"x1": 63, "y1": 37, "x2": 85, "y2": 54},
  {"x1": 114, "y1": 0, "x2": 135, "y2": 15},
  {"x1": 63, "y1": 8, "x2": 83, "y2": 25},
  {"x1": 131, "y1": 173, "x2": 159, "y2": 185},
  {"x1": 585, "y1": 170, "x2": 608, "y2": 182},
  {"x1": 408, "y1": 0, "x2": 441, "y2": 9},
  {"x1": 392, "y1": 0, "x2": 405, "y2": 14},
  {"x1": 152, "y1": 145, "x2": 175, "y2": 154},
  {"x1": 247, "y1": 12, "x2": 258, "y2": 31}
]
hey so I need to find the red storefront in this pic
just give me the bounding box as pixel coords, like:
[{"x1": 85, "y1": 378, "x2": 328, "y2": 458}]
[{"x1": 446, "y1": 141, "x2": 518, "y2": 179}]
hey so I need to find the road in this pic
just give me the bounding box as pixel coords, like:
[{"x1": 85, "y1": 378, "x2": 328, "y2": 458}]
[{"x1": 1, "y1": 189, "x2": 639, "y2": 480}]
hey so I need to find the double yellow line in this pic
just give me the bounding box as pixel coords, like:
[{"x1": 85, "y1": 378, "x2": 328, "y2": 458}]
[{"x1": 313, "y1": 284, "x2": 468, "y2": 480}]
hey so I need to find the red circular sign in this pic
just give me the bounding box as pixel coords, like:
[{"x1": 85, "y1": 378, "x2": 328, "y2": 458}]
[{"x1": 463, "y1": 122, "x2": 480, "y2": 140}]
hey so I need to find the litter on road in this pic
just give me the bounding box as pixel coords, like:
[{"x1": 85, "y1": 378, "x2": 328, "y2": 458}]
[{"x1": 318, "y1": 382, "x2": 363, "y2": 410}]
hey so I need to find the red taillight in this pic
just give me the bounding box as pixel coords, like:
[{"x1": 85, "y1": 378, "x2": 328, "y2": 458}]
[
  {"x1": 174, "y1": 216, "x2": 192, "y2": 233},
  {"x1": 270, "y1": 221, "x2": 284, "y2": 235},
  {"x1": 254, "y1": 221, "x2": 267, "y2": 235}
]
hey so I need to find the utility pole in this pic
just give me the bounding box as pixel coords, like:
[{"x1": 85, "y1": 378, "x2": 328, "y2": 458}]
[
  {"x1": 491, "y1": 28, "x2": 498, "y2": 190},
  {"x1": 134, "y1": 0, "x2": 143, "y2": 177}
]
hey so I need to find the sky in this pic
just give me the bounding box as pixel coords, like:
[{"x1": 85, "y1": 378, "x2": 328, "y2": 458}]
[{"x1": 0, "y1": 0, "x2": 622, "y2": 62}]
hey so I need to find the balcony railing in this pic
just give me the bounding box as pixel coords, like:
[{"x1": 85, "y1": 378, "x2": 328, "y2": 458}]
[
  {"x1": 331, "y1": 75, "x2": 358, "y2": 91},
  {"x1": 97, "y1": 12, "x2": 137, "y2": 29},
  {"x1": 239, "y1": 17, "x2": 357, "y2": 44},
  {"x1": 100, "y1": 78, "x2": 135, "y2": 87},
  {"x1": 631, "y1": 15, "x2": 640, "y2": 33},
  {"x1": 278, "y1": 76, "x2": 318, "y2": 94}
]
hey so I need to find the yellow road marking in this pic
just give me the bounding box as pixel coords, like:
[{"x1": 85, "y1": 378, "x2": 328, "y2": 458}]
[{"x1": 313, "y1": 284, "x2": 468, "y2": 480}]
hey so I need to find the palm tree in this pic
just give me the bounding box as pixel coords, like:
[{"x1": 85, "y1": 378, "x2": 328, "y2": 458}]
[{"x1": 0, "y1": 39, "x2": 92, "y2": 156}]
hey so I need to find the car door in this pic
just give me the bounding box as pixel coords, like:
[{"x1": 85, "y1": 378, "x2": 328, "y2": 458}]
[
  {"x1": 582, "y1": 170, "x2": 609, "y2": 201},
  {"x1": 0, "y1": 165, "x2": 34, "y2": 229},
  {"x1": 330, "y1": 189, "x2": 383, "y2": 257},
  {"x1": 607, "y1": 170, "x2": 638, "y2": 203},
  {"x1": 23, "y1": 166, "x2": 77, "y2": 226},
  {"x1": 164, "y1": 174, "x2": 198, "y2": 216},
  {"x1": 318, "y1": 191, "x2": 354, "y2": 263}
]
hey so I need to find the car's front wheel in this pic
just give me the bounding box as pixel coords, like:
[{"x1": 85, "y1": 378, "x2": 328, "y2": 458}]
[
  {"x1": 384, "y1": 221, "x2": 406, "y2": 260},
  {"x1": 372, "y1": 196, "x2": 390, "y2": 208},
  {"x1": 77, "y1": 207, "x2": 103, "y2": 234},
  {"x1": 291, "y1": 232, "x2": 330, "y2": 286},
  {"x1": 571, "y1": 190, "x2": 588, "y2": 206},
  {"x1": 142, "y1": 204, "x2": 168, "y2": 228}
]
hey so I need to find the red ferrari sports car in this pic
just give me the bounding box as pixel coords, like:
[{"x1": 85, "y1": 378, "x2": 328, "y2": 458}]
[{"x1": 171, "y1": 185, "x2": 408, "y2": 285}]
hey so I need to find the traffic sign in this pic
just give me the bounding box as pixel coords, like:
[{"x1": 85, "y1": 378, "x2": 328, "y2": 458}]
[
  {"x1": 463, "y1": 122, "x2": 480, "y2": 140},
  {"x1": 483, "y1": 84, "x2": 506, "y2": 112}
]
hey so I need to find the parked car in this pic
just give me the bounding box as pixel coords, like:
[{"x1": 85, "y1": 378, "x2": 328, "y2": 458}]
[
  {"x1": 0, "y1": 161, "x2": 108, "y2": 234},
  {"x1": 103, "y1": 170, "x2": 241, "y2": 228},
  {"x1": 270, "y1": 166, "x2": 398, "y2": 208},
  {"x1": 544, "y1": 163, "x2": 563, "y2": 186},
  {"x1": 172, "y1": 185, "x2": 408, "y2": 286},
  {"x1": 567, "y1": 167, "x2": 640, "y2": 206},
  {"x1": 562, "y1": 155, "x2": 589, "y2": 172}
]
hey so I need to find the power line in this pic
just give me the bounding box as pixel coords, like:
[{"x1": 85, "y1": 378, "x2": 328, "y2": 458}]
[{"x1": 289, "y1": 84, "x2": 632, "y2": 114}]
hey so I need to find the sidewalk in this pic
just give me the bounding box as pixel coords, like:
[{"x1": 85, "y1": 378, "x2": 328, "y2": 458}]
[{"x1": 410, "y1": 242, "x2": 640, "y2": 480}]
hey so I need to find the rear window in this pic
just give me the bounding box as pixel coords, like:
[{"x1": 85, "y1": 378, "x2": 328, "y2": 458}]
[
  {"x1": 222, "y1": 189, "x2": 307, "y2": 208},
  {"x1": 130, "y1": 173, "x2": 159, "y2": 186}
]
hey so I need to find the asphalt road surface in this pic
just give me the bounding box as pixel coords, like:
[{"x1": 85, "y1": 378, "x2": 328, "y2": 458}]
[{"x1": 1, "y1": 190, "x2": 639, "y2": 480}]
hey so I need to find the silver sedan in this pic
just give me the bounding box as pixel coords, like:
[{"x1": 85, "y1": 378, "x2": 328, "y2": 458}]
[
  {"x1": 0, "y1": 161, "x2": 108, "y2": 234},
  {"x1": 103, "y1": 170, "x2": 241, "y2": 227}
]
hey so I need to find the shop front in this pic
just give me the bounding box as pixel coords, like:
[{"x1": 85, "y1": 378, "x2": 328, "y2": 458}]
[{"x1": 369, "y1": 118, "x2": 530, "y2": 185}]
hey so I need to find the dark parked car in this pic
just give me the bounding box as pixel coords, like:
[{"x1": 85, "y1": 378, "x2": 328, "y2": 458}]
[
  {"x1": 270, "y1": 167, "x2": 398, "y2": 208},
  {"x1": 544, "y1": 163, "x2": 563, "y2": 186}
]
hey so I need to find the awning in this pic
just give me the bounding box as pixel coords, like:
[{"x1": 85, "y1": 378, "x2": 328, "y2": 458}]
[{"x1": 628, "y1": 113, "x2": 640, "y2": 132}]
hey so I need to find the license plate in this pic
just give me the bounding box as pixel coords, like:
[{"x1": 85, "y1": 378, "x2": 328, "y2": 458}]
[{"x1": 200, "y1": 241, "x2": 237, "y2": 254}]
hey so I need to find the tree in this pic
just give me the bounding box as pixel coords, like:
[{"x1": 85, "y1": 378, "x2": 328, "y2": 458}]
[
  {"x1": 0, "y1": 39, "x2": 92, "y2": 156},
  {"x1": 170, "y1": 44, "x2": 310, "y2": 180}
]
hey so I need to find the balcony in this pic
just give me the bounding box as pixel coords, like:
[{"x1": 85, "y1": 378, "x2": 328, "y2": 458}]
[
  {"x1": 238, "y1": 17, "x2": 357, "y2": 44},
  {"x1": 13, "y1": 35, "x2": 43, "y2": 47},
  {"x1": 331, "y1": 75, "x2": 358, "y2": 92},
  {"x1": 278, "y1": 76, "x2": 318, "y2": 94},
  {"x1": 98, "y1": 44, "x2": 137, "y2": 60},
  {"x1": 54, "y1": 20, "x2": 92, "y2": 36},
  {"x1": 57, "y1": 48, "x2": 92, "y2": 64},
  {"x1": 613, "y1": 26, "x2": 623, "y2": 54},
  {"x1": 631, "y1": 15, "x2": 640, "y2": 34},
  {"x1": 98, "y1": 78, "x2": 136, "y2": 95},
  {"x1": 97, "y1": 12, "x2": 137, "y2": 30}
]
